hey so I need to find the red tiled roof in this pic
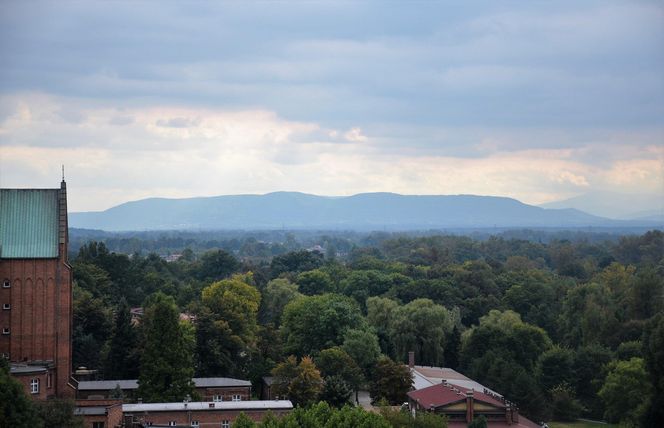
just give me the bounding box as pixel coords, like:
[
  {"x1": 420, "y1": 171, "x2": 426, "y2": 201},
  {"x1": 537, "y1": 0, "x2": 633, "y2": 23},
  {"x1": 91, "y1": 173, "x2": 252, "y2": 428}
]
[{"x1": 407, "y1": 382, "x2": 506, "y2": 409}]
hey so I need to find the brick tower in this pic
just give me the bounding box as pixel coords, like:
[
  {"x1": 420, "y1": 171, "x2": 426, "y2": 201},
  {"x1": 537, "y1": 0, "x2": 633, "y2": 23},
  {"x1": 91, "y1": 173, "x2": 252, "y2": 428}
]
[{"x1": 0, "y1": 179, "x2": 75, "y2": 398}]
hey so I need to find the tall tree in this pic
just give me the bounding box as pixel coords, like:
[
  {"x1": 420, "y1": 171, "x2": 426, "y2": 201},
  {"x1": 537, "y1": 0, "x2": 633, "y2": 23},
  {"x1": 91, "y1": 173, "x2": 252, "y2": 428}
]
[
  {"x1": 271, "y1": 356, "x2": 324, "y2": 407},
  {"x1": 138, "y1": 293, "x2": 195, "y2": 402},
  {"x1": 104, "y1": 297, "x2": 140, "y2": 379},
  {"x1": 598, "y1": 357, "x2": 652, "y2": 426},
  {"x1": 281, "y1": 294, "x2": 365, "y2": 355},
  {"x1": 369, "y1": 356, "x2": 413, "y2": 405}
]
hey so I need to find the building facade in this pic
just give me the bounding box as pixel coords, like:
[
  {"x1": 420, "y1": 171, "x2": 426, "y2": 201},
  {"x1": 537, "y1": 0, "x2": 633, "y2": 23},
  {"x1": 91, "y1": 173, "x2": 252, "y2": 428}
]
[{"x1": 0, "y1": 181, "x2": 75, "y2": 398}]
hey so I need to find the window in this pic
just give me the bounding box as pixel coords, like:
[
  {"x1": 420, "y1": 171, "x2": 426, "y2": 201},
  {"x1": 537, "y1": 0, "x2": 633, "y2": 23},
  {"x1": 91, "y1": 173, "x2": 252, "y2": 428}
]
[
  {"x1": 222, "y1": 421, "x2": 230, "y2": 428},
  {"x1": 2, "y1": 280, "x2": 9, "y2": 288},
  {"x1": 92, "y1": 423, "x2": 105, "y2": 428},
  {"x1": 232, "y1": 394, "x2": 241, "y2": 401},
  {"x1": 47, "y1": 374, "x2": 52, "y2": 388},
  {"x1": 2, "y1": 328, "x2": 9, "y2": 335},
  {"x1": 30, "y1": 378, "x2": 39, "y2": 394},
  {"x1": 2, "y1": 304, "x2": 10, "y2": 310},
  {"x1": 191, "y1": 422, "x2": 199, "y2": 428},
  {"x1": 213, "y1": 394, "x2": 223, "y2": 402},
  {"x1": 168, "y1": 422, "x2": 176, "y2": 427}
]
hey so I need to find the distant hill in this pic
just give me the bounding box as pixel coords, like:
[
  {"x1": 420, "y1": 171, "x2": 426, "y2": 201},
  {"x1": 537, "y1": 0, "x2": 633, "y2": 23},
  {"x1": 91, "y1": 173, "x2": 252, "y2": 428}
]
[
  {"x1": 68, "y1": 192, "x2": 663, "y2": 232},
  {"x1": 540, "y1": 191, "x2": 663, "y2": 220}
]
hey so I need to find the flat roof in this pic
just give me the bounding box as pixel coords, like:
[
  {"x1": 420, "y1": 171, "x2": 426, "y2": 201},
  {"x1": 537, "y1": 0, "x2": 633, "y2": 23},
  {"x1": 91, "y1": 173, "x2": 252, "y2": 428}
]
[
  {"x1": 10, "y1": 364, "x2": 48, "y2": 375},
  {"x1": 78, "y1": 377, "x2": 251, "y2": 391},
  {"x1": 74, "y1": 407, "x2": 107, "y2": 416},
  {"x1": 123, "y1": 400, "x2": 293, "y2": 413}
]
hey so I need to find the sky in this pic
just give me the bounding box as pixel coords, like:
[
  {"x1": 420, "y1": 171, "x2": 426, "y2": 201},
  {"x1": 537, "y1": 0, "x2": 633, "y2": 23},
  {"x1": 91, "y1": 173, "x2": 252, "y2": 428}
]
[{"x1": 0, "y1": 1, "x2": 662, "y2": 212}]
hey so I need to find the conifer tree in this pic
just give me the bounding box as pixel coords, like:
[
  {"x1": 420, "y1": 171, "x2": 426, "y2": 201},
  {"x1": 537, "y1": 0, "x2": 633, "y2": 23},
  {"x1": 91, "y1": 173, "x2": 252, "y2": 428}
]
[
  {"x1": 104, "y1": 297, "x2": 139, "y2": 379},
  {"x1": 137, "y1": 293, "x2": 195, "y2": 402}
]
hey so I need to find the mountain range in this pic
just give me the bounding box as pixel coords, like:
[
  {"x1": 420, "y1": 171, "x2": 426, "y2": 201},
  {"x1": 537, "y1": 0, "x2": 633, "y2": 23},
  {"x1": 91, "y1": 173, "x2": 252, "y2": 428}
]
[
  {"x1": 69, "y1": 192, "x2": 663, "y2": 232},
  {"x1": 540, "y1": 191, "x2": 663, "y2": 220}
]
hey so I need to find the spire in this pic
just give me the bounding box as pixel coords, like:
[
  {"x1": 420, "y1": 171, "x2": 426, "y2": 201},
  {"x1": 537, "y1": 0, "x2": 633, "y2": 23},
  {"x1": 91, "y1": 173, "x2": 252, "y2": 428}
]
[{"x1": 61, "y1": 165, "x2": 66, "y2": 189}]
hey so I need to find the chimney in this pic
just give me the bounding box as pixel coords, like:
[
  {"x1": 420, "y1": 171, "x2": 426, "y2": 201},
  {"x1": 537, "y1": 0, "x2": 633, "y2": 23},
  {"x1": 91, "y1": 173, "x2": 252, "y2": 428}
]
[
  {"x1": 506, "y1": 403, "x2": 512, "y2": 425},
  {"x1": 466, "y1": 390, "x2": 474, "y2": 423},
  {"x1": 408, "y1": 351, "x2": 415, "y2": 368}
]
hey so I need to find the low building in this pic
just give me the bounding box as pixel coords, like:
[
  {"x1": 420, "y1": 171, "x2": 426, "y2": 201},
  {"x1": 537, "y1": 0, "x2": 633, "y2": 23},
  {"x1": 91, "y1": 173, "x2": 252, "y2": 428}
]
[
  {"x1": 407, "y1": 353, "x2": 538, "y2": 427},
  {"x1": 122, "y1": 400, "x2": 293, "y2": 427},
  {"x1": 10, "y1": 362, "x2": 58, "y2": 400},
  {"x1": 77, "y1": 377, "x2": 252, "y2": 402},
  {"x1": 75, "y1": 399, "x2": 123, "y2": 428}
]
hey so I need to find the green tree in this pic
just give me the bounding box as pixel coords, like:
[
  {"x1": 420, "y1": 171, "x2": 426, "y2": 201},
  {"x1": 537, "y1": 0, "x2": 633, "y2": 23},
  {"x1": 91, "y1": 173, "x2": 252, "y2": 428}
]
[
  {"x1": 320, "y1": 375, "x2": 353, "y2": 408},
  {"x1": 36, "y1": 399, "x2": 83, "y2": 428},
  {"x1": 549, "y1": 383, "x2": 583, "y2": 421},
  {"x1": 259, "y1": 278, "x2": 301, "y2": 326},
  {"x1": 233, "y1": 412, "x2": 257, "y2": 428},
  {"x1": 467, "y1": 415, "x2": 487, "y2": 428},
  {"x1": 369, "y1": 356, "x2": 413, "y2": 405},
  {"x1": 536, "y1": 346, "x2": 575, "y2": 393},
  {"x1": 572, "y1": 344, "x2": 613, "y2": 419},
  {"x1": 297, "y1": 269, "x2": 334, "y2": 295},
  {"x1": 104, "y1": 297, "x2": 140, "y2": 379},
  {"x1": 316, "y1": 348, "x2": 363, "y2": 394},
  {"x1": 367, "y1": 297, "x2": 399, "y2": 357},
  {"x1": 641, "y1": 314, "x2": 664, "y2": 427},
  {"x1": 443, "y1": 326, "x2": 461, "y2": 370},
  {"x1": 598, "y1": 357, "x2": 651, "y2": 426},
  {"x1": 270, "y1": 250, "x2": 324, "y2": 278},
  {"x1": 389, "y1": 299, "x2": 456, "y2": 366},
  {"x1": 341, "y1": 329, "x2": 381, "y2": 376},
  {"x1": 0, "y1": 357, "x2": 42, "y2": 428},
  {"x1": 72, "y1": 286, "x2": 112, "y2": 370},
  {"x1": 196, "y1": 249, "x2": 240, "y2": 281},
  {"x1": 137, "y1": 293, "x2": 195, "y2": 402},
  {"x1": 271, "y1": 356, "x2": 323, "y2": 407},
  {"x1": 281, "y1": 294, "x2": 365, "y2": 355}
]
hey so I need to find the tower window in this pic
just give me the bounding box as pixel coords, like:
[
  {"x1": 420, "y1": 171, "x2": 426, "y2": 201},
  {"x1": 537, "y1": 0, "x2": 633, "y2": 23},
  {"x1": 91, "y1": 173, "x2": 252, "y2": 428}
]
[
  {"x1": 31, "y1": 378, "x2": 40, "y2": 394},
  {"x1": 2, "y1": 328, "x2": 9, "y2": 335},
  {"x1": 2, "y1": 304, "x2": 9, "y2": 310},
  {"x1": 2, "y1": 280, "x2": 9, "y2": 288}
]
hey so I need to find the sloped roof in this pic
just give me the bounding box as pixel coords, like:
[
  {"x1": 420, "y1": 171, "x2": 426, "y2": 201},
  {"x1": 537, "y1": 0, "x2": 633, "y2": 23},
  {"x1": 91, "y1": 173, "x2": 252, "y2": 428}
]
[
  {"x1": 411, "y1": 365, "x2": 502, "y2": 397},
  {"x1": 0, "y1": 189, "x2": 60, "y2": 258},
  {"x1": 407, "y1": 382, "x2": 505, "y2": 409}
]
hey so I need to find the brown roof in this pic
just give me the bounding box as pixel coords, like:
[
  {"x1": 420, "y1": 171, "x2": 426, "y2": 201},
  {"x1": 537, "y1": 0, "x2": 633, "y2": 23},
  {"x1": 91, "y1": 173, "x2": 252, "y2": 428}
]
[{"x1": 408, "y1": 382, "x2": 505, "y2": 409}]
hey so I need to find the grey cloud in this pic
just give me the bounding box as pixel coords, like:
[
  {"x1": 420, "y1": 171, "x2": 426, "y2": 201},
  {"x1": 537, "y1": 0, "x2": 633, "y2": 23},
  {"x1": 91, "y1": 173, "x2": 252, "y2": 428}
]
[{"x1": 156, "y1": 117, "x2": 201, "y2": 128}]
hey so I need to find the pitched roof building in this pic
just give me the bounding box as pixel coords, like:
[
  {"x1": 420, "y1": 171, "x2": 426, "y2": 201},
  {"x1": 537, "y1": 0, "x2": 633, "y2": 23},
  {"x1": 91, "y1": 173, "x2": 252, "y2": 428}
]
[{"x1": 0, "y1": 180, "x2": 76, "y2": 398}]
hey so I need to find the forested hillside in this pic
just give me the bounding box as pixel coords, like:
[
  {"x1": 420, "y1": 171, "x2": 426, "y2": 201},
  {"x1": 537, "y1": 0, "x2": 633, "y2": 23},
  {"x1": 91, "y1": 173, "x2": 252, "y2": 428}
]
[{"x1": 71, "y1": 230, "x2": 664, "y2": 426}]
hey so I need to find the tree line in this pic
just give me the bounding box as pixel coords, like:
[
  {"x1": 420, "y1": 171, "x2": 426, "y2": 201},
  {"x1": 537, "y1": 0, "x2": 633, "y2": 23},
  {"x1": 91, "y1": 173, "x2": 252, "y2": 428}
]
[{"x1": 69, "y1": 231, "x2": 663, "y2": 426}]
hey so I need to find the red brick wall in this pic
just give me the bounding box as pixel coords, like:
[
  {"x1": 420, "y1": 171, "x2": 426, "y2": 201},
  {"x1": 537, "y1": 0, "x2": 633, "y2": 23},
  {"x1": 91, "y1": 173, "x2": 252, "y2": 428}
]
[
  {"x1": 12, "y1": 369, "x2": 56, "y2": 400},
  {"x1": 76, "y1": 399, "x2": 123, "y2": 428},
  {"x1": 0, "y1": 254, "x2": 73, "y2": 398},
  {"x1": 197, "y1": 386, "x2": 252, "y2": 401},
  {"x1": 124, "y1": 408, "x2": 291, "y2": 427}
]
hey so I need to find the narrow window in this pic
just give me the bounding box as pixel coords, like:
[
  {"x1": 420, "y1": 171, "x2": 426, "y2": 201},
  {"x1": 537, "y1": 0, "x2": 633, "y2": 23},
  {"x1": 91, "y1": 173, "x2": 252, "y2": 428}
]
[
  {"x1": 2, "y1": 280, "x2": 10, "y2": 288},
  {"x1": 168, "y1": 422, "x2": 176, "y2": 427},
  {"x1": 191, "y1": 422, "x2": 200, "y2": 428},
  {"x1": 232, "y1": 394, "x2": 241, "y2": 401},
  {"x1": 31, "y1": 378, "x2": 39, "y2": 394},
  {"x1": 47, "y1": 374, "x2": 52, "y2": 388},
  {"x1": 2, "y1": 328, "x2": 9, "y2": 335},
  {"x1": 2, "y1": 304, "x2": 9, "y2": 310}
]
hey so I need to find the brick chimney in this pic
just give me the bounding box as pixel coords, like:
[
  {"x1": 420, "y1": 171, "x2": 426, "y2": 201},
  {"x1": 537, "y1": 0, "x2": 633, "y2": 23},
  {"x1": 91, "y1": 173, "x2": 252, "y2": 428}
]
[
  {"x1": 408, "y1": 351, "x2": 415, "y2": 368},
  {"x1": 466, "y1": 390, "x2": 474, "y2": 423}
]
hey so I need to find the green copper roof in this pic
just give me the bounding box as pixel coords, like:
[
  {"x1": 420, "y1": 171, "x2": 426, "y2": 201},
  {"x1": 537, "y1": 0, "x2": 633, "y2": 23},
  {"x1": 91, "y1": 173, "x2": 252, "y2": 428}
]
[{"x1": 0, "y1": 189, "x2": 60, "y2": 258}]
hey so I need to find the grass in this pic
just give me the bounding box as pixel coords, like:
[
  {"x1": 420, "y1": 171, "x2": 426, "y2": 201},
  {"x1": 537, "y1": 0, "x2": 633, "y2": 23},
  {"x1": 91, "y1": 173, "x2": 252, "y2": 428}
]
[{"x1": 548, "y1": 421, "x2": 617, "y2": 428}]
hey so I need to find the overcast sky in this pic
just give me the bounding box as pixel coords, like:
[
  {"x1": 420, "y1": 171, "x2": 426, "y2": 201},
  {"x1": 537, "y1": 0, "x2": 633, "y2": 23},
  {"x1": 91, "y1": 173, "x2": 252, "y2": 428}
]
[{"x1": 0, "y1": 1, "x2": 662, "y2": 211}]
